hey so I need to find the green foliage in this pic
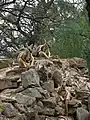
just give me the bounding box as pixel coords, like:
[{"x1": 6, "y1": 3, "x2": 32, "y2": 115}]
[
  {"x1": 51, "y1": 10, "x2": 90, "y2": 58},
  {"x1": 0, "y1": 102, "x2": 5, "y2": 113}
]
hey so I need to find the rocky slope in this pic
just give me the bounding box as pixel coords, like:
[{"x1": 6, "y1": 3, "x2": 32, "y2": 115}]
[{"x1": 0, "y1": 57, "x2": 90, "y2": 120}]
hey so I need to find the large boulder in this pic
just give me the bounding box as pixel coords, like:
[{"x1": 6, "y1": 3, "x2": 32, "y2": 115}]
[{"x1": 21, "y1": 69, "x2": 40, "y2": 88}]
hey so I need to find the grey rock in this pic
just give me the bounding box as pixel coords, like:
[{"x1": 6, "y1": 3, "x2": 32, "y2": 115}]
[
  {"x1": 3, "y1": 103, "x2": 18, "y2": 118},
  {"x1": 0, "y1": 77, "x2": 18, "y2": 90},
  {"x1": 68, "y1": 57, "x2": 87, "y2": 68},
  {"x1": 42, "y1": 80, "x2": 54, "y2": 92},
  {"x1": 15, "y1": 93, "x2": 36, "y2": 105},
  {"x1": 37, "y1": 101, "x2": 43, "y2": 108},
  {"x1": 76, "y1": 107, "x2": 89, "y2": 120},
  {"x1": 82, "y1": 104, "x2": 88, "y2": 110},
  {"x1": 21, "y1": 69, "x2": 40, "y2": 88},
  {"x1": 36, "y1": 87, "x2": 50, "y2": 98},
  {"x1": 68, "y1": 98, "x2": 81, "y2": 106},
  {"x1": 26, "y1": 108, "x2": 39, "y2": 120},
  {"x1": 0, "y1": 113, "x2": 8, "y2": 120},
  {"x1": 45, "y1": 116, "x2": 57, "y2": 120},
  {"x1": 34, "y1": 105, "x2": 42, "y2": 112},
  {"x1": 58, "y1": 116, "x2": 73, "y2": 120},
  {"x1": 39, "y1": 107, "x2": 55, "y2": 116},
  {"x1": 22, "y1": 88, "x2": 42, "y2": 98},
  {"x1": 57, "y1": 102, "x2": 64, "y2": 108},
  {"x1": 76, "y1": 90, "x2": 90, "y2": 100},
  {"x1": 13, "y1": 103, "x2": 26, "y2": 113},
  {"x1": 7, "y1": 75, "x2": 20, "y2": 82},
  {"x1": 14, "y1": 113, "x2": 27, "y2": 120},
  {"x1": 42, "y1": 97, "x2": 56, "y2": 108},
  {"x1": 55, "y1": 106, "x2": 65, "y2": 115},
  {"x1": 88, "y1": 94, "x2": 90, "y2": 111},
  {"x1": 39, "y1": 115, "x2": 46, "y2": 120}
]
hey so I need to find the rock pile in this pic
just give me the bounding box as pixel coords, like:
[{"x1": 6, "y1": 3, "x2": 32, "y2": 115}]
[{"x1": 0, "y1": 57, "x2": 90, "y2": 120}]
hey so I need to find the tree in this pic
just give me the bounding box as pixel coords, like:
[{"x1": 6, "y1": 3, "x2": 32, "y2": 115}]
[
  {"x1": 0, "y1": 0, "x2": 54, "y2": 57},
  {"x1": 85, "y1": 0, "x2": 90, "y2": 22}
]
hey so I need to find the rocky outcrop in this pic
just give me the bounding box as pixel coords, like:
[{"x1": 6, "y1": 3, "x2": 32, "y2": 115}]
[{"x1": 0, "y1": 57, "x2": 90, "y2": 120}]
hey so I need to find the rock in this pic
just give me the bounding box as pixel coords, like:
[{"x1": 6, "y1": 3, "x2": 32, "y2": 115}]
[
  {"x1": 57, "y1": 101, "x2": 64, "y2": 108},
  {"x1": 39, "y1": 107, "x2": 55, "y2": 116},
  {"x1": 42, "y1": 80, "x2": 54, "y2": 92},
  {"x1": 68, "y1": 98, "x2": 81, "y2": 106},
  {"x1": 6, "y1": 67, "x2": 26, "y2": 76},
  {"x1": 22, "y1": 88, "x2": 42, "y2": 98},
  {"x1": 15, "y1": 93, "x2": 36, "y2": 105},
  {"x1": 37, "y1": 101, "x2": 43, "y2": 106},
  {"x1": 82, "y1": 104, "x2": 88, "y2": 110},
  {"x1": 68, "y1": 57, "x2": 87, "y2": 68},
  {"x1": 34, "y1": 104, "x2": 43, "y2": 112},
  {"x1": 21, "y1": 69, "x2": 40, "y2": 88},
  {"x1": 13, "y1": 103, "x2": 26, "y2": 113},
  {"x1": 6, "y1": 75, "x2": 20, "y2": 82},
  {"x1": 76, "y1": 90, "x2": 90, "y2": 100},
  {"x1": 12, "y1": 113, "x2": 27, "y2": 120},
  {"x1": 26, "y1": 108, "x2": 39, "y2": 120},
  {"x1": 52, "y1": 69, "x2": 63, "y2": 88},
  {"x1": 39, "y1": 115, "x2": 46, "y2": 120},
  {"x1": 36, "y1": 87, "x2": 50, "y2": 98},
  {"x1": 3, "y1": 103, "x2": 18, "y2": 118},
  {"x1": 0, "y1": 113, "x2": 8, "y2": 120},
  {"x1": 76, "y1": 107, "x2": 89, "y2": 120},
  {"x1": 0, "y1": 56, "x2": 89, "y2": 120},
  {"x1": 0, "y1": 89, "x2": 17, "y2": 103},
  {"x1": 45, "y1": 116, "x2": 57, "y2": 120},
  {"x1": 0, "y1": 77, "x2": 18, "y2": 90},
  {"x1": 55, "y1": 105, "x2": 65, "y2": 116},
  {"x1": 55, "y1": 106, "x2": 65, "y2": 116},
  {"x1": 42, "y1": 97, "x2": 56, "y2": 108},
  {"x1": 68, "y1": 107, "x2": 75, "y2": 115},
  {"x1": 88, "y1": 94, "x2": 90, "y2": 111},
  {"x1": 58, "y1": 116, "x2": 73, "y2": 120},
  {"x1": 0, "y1": 96, "x2": 16, "y2": 103}
]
